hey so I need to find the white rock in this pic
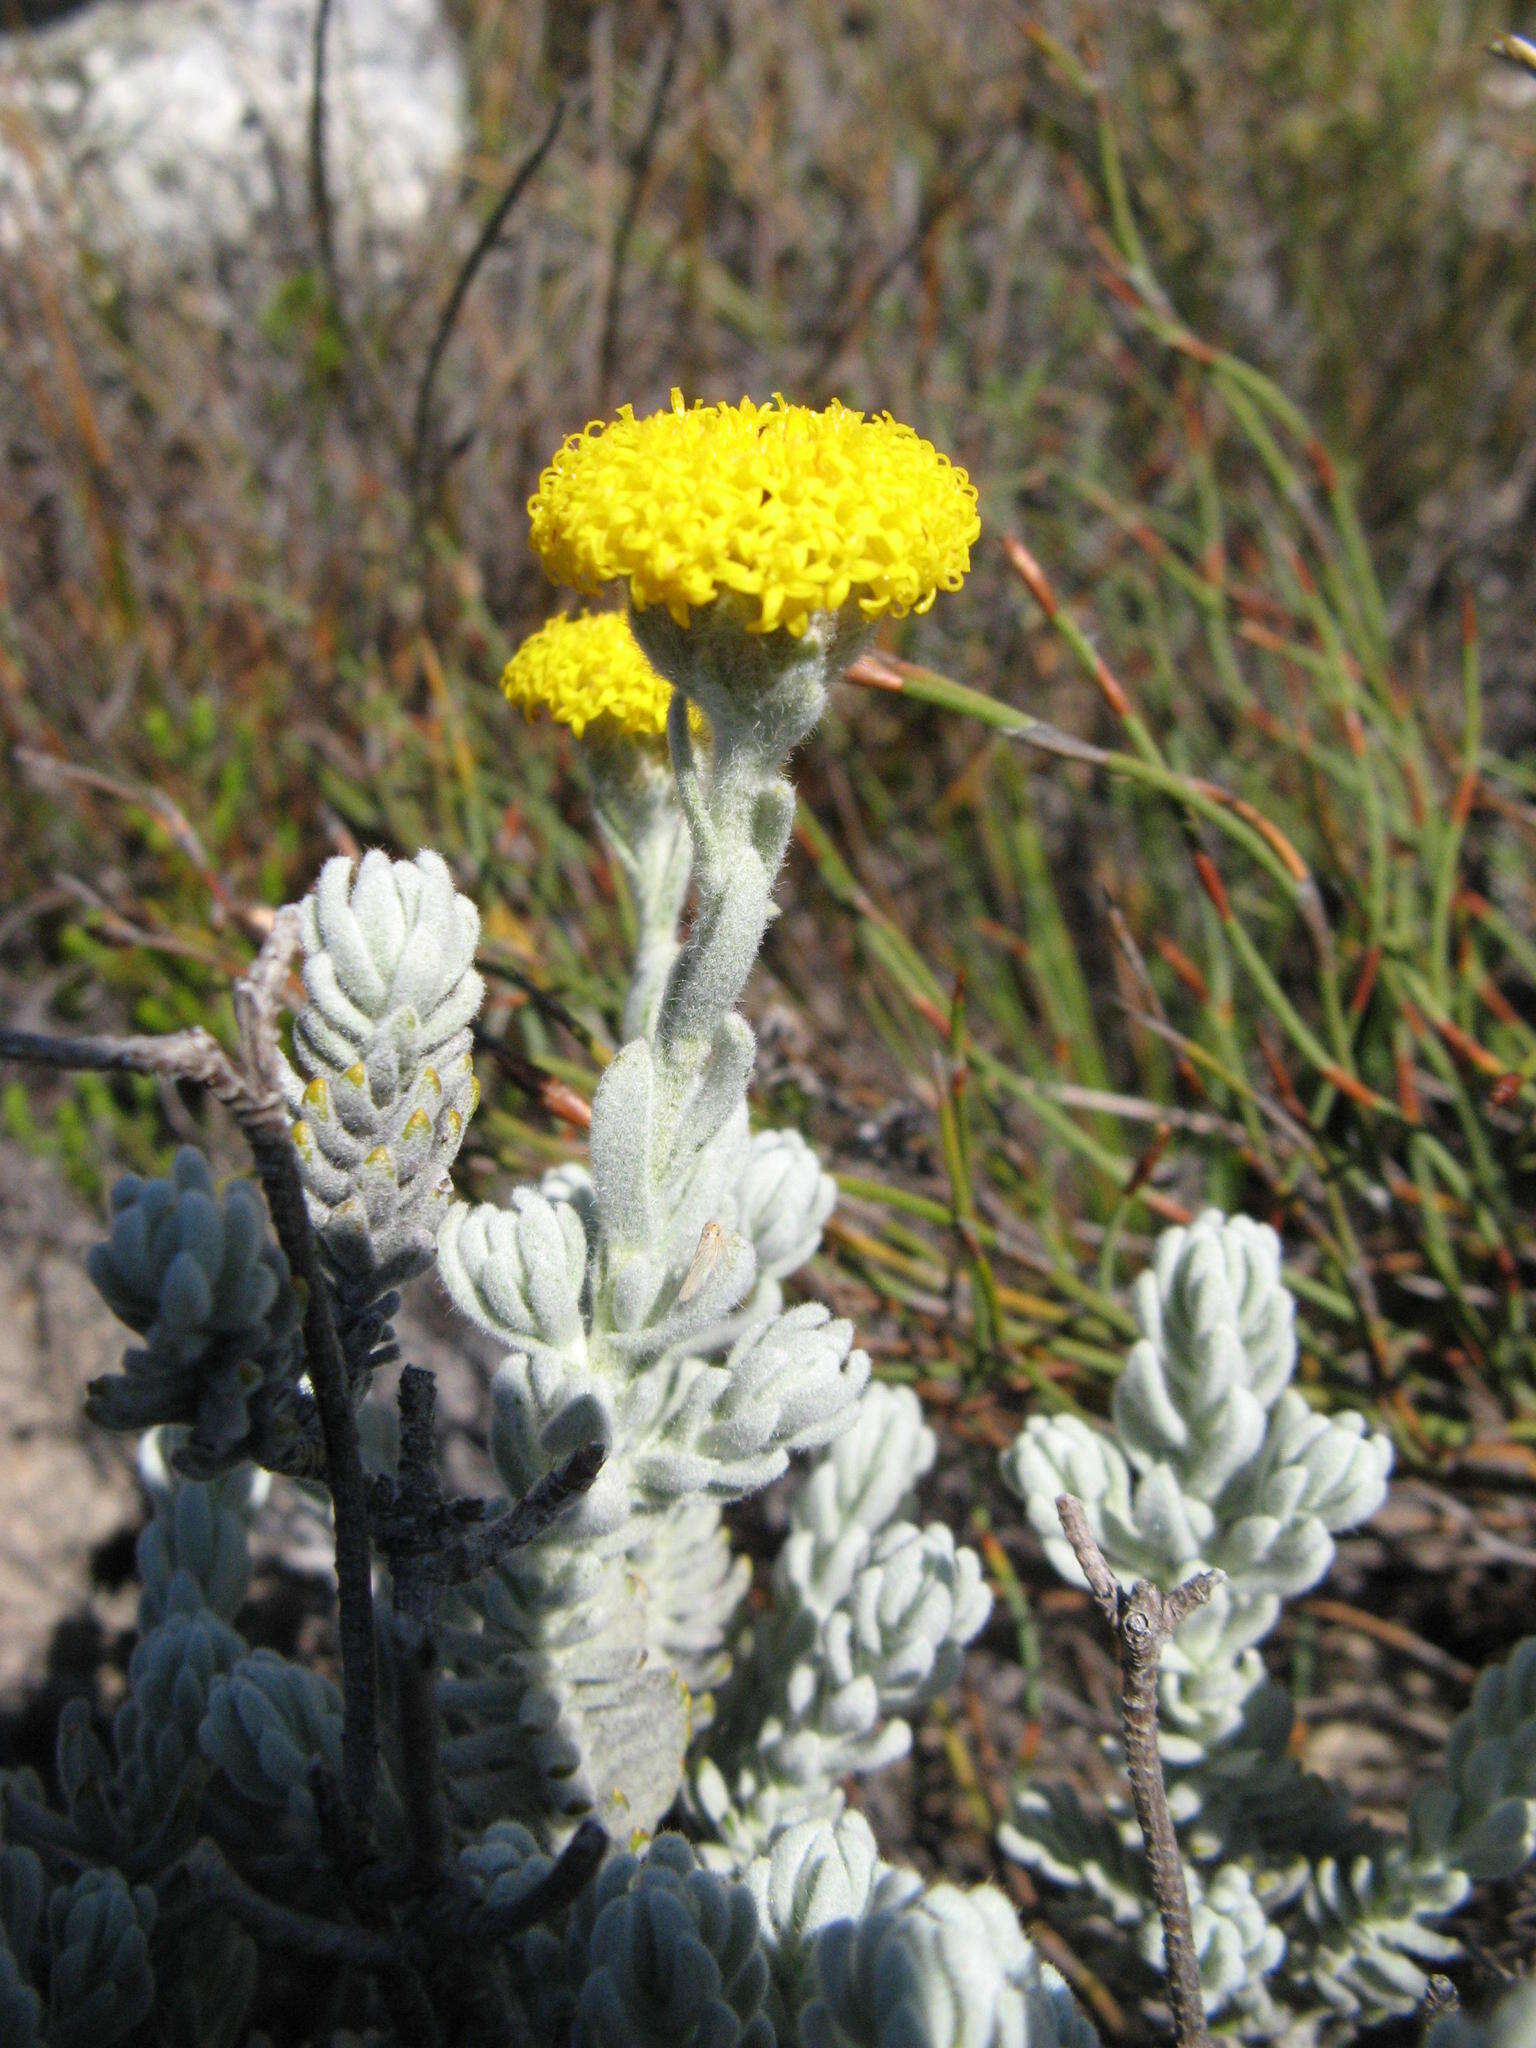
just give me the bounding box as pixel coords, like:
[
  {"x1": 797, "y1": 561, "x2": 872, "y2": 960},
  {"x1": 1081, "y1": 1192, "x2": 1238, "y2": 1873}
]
[{"x1": 0, "y1": 0, "x2": 465, "y2": 268}]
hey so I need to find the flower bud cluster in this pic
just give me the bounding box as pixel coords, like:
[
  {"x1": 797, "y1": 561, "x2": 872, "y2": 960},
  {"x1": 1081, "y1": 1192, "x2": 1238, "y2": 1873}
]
[{"x1": 282, "y1": 848, "x2": 483, "y2": 1372}]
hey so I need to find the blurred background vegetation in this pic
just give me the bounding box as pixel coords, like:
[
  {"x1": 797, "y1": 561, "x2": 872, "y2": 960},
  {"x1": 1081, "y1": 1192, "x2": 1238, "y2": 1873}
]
[{"x1": 3, "y1": 0, "x2": 1536, "y2": 1477}]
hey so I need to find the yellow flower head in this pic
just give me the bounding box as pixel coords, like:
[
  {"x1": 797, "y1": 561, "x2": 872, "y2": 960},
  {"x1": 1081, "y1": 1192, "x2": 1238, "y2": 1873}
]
[
  {"x1": 528, "y1": 392, "x2": 980, "y2": 638},
  {"x1": 502, "y1": 610, "x2": 675, "y2": 741}
]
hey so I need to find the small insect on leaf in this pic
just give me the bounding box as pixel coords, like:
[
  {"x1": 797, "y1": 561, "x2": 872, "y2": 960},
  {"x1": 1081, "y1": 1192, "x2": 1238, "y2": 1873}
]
[{"x1": 678, "y1": 1220, "x2": 729, "y2": 1303}]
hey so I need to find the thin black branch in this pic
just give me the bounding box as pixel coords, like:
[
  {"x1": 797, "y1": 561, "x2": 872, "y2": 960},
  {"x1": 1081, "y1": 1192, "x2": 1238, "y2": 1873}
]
[
  {"x1": 393, "y1": 1608, "x2": 448, "y2": 1886},
  {"x1": 187, "y1": 1838, "x2": 443, "y2": 2045},
  {"x1": 466, "y1": 1817, "x2": 609, "y2": 1944},
  {"x1": 303, "y1": 0, "x2": 409, "y2": 453},
  {"x1": 308, "y1": 1758, "x2": 358, "y2": 1880},
  {"x1": 408, "y1": 96, "x2": 568, "y2": 496},
  {"x1": 366, "y1": 1373, "x2": 603, "y2": 1877},
  {"x1": 393, "y1": 1364, "x2": 441, "y2": 1592},
  {"x1": 225, "y1": 915, "x2": 379, "y2": 1839},
  {"x1": 390, "y1": 1366, "x2": 450, "y2": 1886},
  {"x1": 308, "y1": 0, "x2": 342, "y2": 317},
  {"x1": 1056, "y1": 1495, "x2": 1218, "y2": 2048},
  {"x1": 187, "y1": 1839, "x2": 397, "y2": 1967},
  {"x1": 375, "y1": 1434, "x2": 605, "y2": 1585},
  {"x1": 439, "y1": 1438, "x2": 607, "y2": 1585},
  {"x1": 475, "y1": 954, "x2": 612, "y2": 1060},
  {"x1": 597, "y1": 7, "x2": 684, "y2": 409}
]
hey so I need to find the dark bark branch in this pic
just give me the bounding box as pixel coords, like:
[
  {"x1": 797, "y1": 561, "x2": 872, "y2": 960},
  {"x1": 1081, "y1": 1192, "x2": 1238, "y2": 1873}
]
[
  {"x1": 187, "y1": 1839, "x2": 396, "y2": 1967},
  {"x1": 1056, "y1": 1494, "x2": 1218, "y2": 2048},
  {"x1": 187, "y1": 1839, "x2": 442, "y2": 2046},
  {"x1": 0, "y1": 1023, "x2": 239, "y2": 1088},
  {"x1": 466, "y1": 1817, "x2": 608, "y2": 1944},
  {"x1": 372, "y1": 1373, "x2": 602, "y2": 1886},
  {"x1": 226, "y1": 914, "x2": 379, "y2": 1838},
  {"x1": 1056, "y1": 1493, "x2": 1121, "y2": 1616},
  {"x1": 393, "y1": 1608, "x2": 448, "y2": 1888},
  {"x1": 438, "y1": 1438, "x2": 606, "y2": 1585},
  {"x1": 390, "y1": 1366, "x2": 450, "y2": 1887}
]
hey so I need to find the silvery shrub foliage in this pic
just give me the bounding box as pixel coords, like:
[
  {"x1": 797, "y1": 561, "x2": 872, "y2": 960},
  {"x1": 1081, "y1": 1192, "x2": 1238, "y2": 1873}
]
[
  {"x1": 1000, "y1": 1211, "x2": 1536, "y2": 2043},
  {"x1": 0, "y1": 645, "x2": 1090, "y2": 2047}
]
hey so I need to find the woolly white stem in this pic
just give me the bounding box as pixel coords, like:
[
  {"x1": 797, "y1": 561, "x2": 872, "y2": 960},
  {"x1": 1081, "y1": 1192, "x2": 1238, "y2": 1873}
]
[
  {"x1": 634, "y1": 606, "x2": 835, "y2": 1163},
  {"x1": 591, "y1": 741, "x2": 693, "y2": 1044}
]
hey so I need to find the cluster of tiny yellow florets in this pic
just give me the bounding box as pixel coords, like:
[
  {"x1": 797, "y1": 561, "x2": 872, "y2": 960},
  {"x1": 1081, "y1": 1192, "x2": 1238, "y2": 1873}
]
[
  {"x1": 502, "y1": 611, "x2": 675, "y2": 740},
  {"x1": 527, "y1": 391, "x2": 980, "y2": 637}
]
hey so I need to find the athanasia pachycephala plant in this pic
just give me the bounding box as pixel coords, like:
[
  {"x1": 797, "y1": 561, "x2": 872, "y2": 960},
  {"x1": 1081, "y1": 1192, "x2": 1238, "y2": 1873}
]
[{"x1": 0, "y1": 394, "x2": 1095, "y2": 2048}]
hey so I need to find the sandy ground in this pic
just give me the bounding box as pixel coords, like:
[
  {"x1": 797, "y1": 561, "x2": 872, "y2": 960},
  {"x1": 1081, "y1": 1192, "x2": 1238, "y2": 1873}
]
[{"x1": 0, "y1": 1142, "x2": 140, "y2": 1740}]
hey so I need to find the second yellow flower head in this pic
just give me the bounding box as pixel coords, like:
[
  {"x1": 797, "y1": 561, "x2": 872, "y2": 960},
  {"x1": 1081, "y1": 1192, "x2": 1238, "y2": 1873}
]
[
  {"x1": 502, "y1": 611, "x2": 675, "y2": 741},
  {"x1": 528, "y1": 392, "x2": 979, "y2": 638}
]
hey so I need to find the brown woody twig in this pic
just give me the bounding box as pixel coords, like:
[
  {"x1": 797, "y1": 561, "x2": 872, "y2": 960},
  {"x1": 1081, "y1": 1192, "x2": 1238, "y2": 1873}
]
[{"x1": 1056, "y1": 1494, "x2": 1219, "y2": 2048}]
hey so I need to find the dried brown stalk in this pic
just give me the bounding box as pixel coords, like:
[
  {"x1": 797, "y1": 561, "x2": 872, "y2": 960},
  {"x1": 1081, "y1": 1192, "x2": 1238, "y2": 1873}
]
[{"x1": 1055, "y1": 1493, "x2": 1219, "y2": 2048}]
